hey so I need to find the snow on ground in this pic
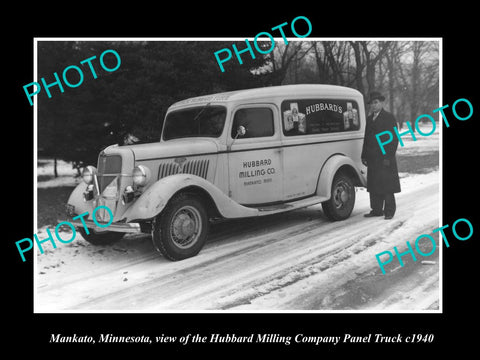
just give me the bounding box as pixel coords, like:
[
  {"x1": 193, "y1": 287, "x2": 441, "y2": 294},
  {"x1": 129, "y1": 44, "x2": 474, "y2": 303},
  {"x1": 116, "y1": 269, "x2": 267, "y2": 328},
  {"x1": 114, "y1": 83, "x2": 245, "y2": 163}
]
[
  {"x1": 37, "y1": 159, "x2": 81, "y2": 188},
  {"x1": 396, "y1": 121, "x2": 440, "y2": 156},
  {"x1": 34, "y1": 125, "x2": 440, "y2": 312},
  {"x1": 34, "y1": 171, "x2": 440, "y2": 312}
]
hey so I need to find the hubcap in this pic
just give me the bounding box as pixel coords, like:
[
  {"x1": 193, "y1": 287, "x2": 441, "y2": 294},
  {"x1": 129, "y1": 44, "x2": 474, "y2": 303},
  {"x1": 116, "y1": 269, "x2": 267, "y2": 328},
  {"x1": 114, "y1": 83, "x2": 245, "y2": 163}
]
[
  {"x1": 333, "y1": 180, "x2": 352, "y2": 209},
  {"x1": 170, "y1": 206, "x2": 202, "y2": 249}
]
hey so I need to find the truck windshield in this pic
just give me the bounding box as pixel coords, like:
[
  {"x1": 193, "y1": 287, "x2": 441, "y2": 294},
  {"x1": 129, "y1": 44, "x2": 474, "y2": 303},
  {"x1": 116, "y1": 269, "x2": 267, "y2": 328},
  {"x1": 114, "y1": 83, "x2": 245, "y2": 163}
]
[{"x1": 162, "y1": 105, "x2": 227, "y2": 140}]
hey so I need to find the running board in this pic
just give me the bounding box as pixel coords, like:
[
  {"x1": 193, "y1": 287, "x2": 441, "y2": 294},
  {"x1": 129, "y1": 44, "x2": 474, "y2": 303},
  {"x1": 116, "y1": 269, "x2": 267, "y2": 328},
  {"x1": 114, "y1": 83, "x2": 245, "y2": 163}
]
[{"x1": 254, "y1": 196, "x2": 329, "y2": 216}]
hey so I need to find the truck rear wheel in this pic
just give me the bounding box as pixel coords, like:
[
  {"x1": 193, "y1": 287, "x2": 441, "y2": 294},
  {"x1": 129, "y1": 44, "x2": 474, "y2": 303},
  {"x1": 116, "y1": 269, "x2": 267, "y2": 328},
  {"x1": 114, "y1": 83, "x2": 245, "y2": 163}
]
[
  {"x1": 152, "y1": 193, "x2": 209, "y2": 261},
  {"x1": 322, "y1": 173, "x2": 356, "y2": 221}
]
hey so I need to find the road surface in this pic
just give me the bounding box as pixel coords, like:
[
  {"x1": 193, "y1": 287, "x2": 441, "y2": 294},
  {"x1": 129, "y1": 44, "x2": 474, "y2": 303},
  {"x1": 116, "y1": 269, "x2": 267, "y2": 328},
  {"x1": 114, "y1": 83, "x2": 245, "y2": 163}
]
[{"x1": 35, "y1": 171, "x2": 440, "y2": 312}]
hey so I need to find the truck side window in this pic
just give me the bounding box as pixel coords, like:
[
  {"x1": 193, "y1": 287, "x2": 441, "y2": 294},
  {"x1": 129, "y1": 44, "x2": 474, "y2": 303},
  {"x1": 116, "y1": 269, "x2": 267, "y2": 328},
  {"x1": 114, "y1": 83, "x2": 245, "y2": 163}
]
[{"x1": 231, "y1": 108, "x2": 274, "y2": 138}]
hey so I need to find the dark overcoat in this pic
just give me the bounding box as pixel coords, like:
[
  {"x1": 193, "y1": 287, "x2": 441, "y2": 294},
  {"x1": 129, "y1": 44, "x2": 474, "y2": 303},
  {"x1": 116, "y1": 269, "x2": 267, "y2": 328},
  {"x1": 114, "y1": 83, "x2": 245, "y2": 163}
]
[{"x1": 361, "y1": 108, "x2": 401, "y2": 194}]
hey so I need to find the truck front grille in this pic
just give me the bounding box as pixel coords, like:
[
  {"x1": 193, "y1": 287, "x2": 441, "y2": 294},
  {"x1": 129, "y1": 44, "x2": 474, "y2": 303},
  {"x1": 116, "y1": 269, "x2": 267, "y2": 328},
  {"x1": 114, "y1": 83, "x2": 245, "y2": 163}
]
[
  {"x1": 93, "y1": 154, "x2": 122, "y2": 221},
  {"x1": 97, "y1": 155, "x2": 122, "y2": 193}
]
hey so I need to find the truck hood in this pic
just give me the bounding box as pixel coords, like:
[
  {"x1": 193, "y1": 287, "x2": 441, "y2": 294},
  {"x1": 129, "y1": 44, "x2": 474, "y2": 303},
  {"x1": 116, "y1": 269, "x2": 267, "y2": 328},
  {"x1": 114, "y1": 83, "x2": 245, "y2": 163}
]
[{"x1": 103, "y1": 138, "x2": 219, "y2": 161}]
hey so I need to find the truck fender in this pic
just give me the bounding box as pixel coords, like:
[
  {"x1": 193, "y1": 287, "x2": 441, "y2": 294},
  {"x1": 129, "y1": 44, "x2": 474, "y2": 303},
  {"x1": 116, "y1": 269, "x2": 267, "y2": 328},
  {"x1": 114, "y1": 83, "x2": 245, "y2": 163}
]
[
  {"x1": 121, "y1": 173, "x2": 259, "y2": 222},
  {"x1": 316, "y1": 154, "x2": 366, "y2": 199},
  {"x1": 67, "y1": 181, "x2": 94, "y2": 215}
]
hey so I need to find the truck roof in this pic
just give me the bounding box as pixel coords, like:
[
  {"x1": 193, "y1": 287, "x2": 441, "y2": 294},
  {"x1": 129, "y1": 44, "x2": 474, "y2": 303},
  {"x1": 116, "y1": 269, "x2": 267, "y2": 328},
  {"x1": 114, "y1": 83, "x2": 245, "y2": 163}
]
[{"x1": 169, "y1": 84, "x2": 363, "y2": 109}]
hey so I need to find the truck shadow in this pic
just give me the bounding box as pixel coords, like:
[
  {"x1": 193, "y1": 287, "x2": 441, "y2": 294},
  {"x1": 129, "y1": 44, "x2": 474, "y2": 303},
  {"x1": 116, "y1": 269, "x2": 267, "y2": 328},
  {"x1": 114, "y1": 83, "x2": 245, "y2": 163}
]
[{"x1": 206, "y1": 206, "x2": 328, "y2": 245}]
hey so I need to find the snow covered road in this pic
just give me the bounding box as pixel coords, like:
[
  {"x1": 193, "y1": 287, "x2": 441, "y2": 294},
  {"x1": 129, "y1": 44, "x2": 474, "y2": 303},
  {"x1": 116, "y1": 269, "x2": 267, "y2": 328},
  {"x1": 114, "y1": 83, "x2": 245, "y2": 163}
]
[{"x1": 35, "y1": 171, "x2": 440, "y2": 312}]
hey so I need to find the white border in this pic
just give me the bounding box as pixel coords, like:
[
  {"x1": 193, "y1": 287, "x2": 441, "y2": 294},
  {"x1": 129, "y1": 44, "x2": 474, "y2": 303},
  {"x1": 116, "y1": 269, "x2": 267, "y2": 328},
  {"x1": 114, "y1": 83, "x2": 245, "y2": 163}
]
[{"x1": 33, "y1": 37, "x2": 443, "y2": 314}]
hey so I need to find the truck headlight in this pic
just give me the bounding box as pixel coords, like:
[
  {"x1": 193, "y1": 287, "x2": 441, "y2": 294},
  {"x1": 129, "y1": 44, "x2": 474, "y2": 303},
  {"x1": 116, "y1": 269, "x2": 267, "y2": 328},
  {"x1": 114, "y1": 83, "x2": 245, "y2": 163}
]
[
  {"x1": 82, "y1": 166, "x2": 97, "y2": 184},
  {"x1": 132, "y1": 165, "x2": 151, "y2": 187}
]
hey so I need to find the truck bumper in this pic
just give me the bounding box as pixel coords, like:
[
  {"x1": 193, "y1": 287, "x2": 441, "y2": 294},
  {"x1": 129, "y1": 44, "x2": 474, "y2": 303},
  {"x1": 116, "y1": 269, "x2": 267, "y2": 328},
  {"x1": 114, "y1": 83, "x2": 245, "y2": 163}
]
[{"x1": 67, "y1": 219, "x2": 142, "y2": 233}]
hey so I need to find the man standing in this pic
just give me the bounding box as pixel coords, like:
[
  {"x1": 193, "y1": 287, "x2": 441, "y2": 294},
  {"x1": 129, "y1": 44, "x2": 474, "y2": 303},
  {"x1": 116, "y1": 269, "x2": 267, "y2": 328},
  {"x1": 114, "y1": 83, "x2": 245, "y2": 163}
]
[{"x1": 361, "y1": 91, "x2": 401, "y2": 220}]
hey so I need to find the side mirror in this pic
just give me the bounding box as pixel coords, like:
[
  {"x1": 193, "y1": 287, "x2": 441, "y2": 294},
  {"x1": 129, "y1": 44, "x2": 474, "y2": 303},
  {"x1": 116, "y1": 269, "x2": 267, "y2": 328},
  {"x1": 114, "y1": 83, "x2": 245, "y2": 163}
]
[
  {"x1": 235, "y1": 125, "x2": 246, "y2": 139},
  {"x1": 228, "y1": 125, "x2": 247, "y2": 151}
]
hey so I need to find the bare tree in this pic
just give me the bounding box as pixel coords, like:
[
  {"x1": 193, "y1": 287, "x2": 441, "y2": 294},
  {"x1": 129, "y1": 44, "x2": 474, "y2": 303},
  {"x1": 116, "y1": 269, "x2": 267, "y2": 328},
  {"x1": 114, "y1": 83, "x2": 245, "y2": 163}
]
[
  {"x1": 349, "y1": 41, "x2": 366, "y2": 95},
  {"x1": 360, "y1": 41, "x2": 391, "y2": 95},
  {"x1": 255, "y1": 40, "x2": 438, "y2": 130},
  {"x1": 265, "y1": 41, "x2": 314, "y2": 85},
  {"x1": 394, "y1": 41, "x2": 439, "y2": 131},
  {"x1": 323, "y1": 41, "x2": 346, "y2": 85},
  {"x1": 312, "y1": 41, "x2": 329, "y2": 83},
  {"x1": 383, "y1": 42, "x2": 410, "y2": 125}
]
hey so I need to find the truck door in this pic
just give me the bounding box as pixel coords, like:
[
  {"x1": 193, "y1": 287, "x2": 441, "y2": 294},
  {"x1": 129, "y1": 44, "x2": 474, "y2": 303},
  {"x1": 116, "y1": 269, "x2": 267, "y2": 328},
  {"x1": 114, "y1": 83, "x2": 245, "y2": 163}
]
[{"x1": 227, "y1": 104, "x2": 284, "y2": 206}]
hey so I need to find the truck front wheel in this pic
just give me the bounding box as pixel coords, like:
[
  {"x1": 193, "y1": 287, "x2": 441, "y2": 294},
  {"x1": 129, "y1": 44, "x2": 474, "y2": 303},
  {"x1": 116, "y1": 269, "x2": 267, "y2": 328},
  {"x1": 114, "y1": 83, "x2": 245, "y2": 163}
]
[{"x1": 152, "y1": 193, "x2": 209, "y2": 261}]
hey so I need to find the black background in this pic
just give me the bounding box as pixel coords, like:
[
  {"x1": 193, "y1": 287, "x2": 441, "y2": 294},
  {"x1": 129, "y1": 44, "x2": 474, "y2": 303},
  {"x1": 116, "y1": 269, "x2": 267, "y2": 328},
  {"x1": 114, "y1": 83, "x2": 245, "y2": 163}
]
[{"x1": 6, "y1": 3, "x2": 477, "y2": 355}]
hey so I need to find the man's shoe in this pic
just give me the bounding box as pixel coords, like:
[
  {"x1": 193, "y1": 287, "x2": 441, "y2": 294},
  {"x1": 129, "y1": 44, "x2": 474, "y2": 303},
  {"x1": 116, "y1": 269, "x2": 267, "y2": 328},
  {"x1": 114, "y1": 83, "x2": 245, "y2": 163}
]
[
  {"x1": 384, "y1": 215, "x2": 394, "y2": 220},
  {"x1": 364, "y1": 211, "x2": 383, "y2": 217}
]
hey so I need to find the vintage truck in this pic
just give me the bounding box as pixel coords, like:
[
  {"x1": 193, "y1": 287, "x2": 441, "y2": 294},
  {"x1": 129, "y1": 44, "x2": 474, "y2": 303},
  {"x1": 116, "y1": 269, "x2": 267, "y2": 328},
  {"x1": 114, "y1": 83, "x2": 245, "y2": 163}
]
[{"x1": 66, "y1": 84, "x2": 367, "y2": 260}]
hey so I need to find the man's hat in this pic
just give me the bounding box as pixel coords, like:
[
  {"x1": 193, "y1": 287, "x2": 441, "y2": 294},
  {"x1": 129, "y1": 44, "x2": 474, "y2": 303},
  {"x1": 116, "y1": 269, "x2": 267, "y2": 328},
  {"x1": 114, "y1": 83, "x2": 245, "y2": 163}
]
[{"x1": 367, "y1": 91, "x2": 385, "y2": 104}]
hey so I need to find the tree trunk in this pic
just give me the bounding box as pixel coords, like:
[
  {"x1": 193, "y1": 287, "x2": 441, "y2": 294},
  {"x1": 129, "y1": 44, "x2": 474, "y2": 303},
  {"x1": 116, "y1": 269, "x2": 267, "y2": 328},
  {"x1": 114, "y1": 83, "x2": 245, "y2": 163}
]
[
  {"x1": 386, "y1": 45, "x2": 396, "y2": 117},
  {"x1": 349, "y1": 41, "x2": 365, "y2": 96},
  {"x1": 313, "y1": 42, "x2": 327, "y2": 83},
  {"x1": 54, "y1": 157, "x2": 58, "y2": 178},
  {"x1": 409, "y1": 42, "x2": 424, "y2": 133}
]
